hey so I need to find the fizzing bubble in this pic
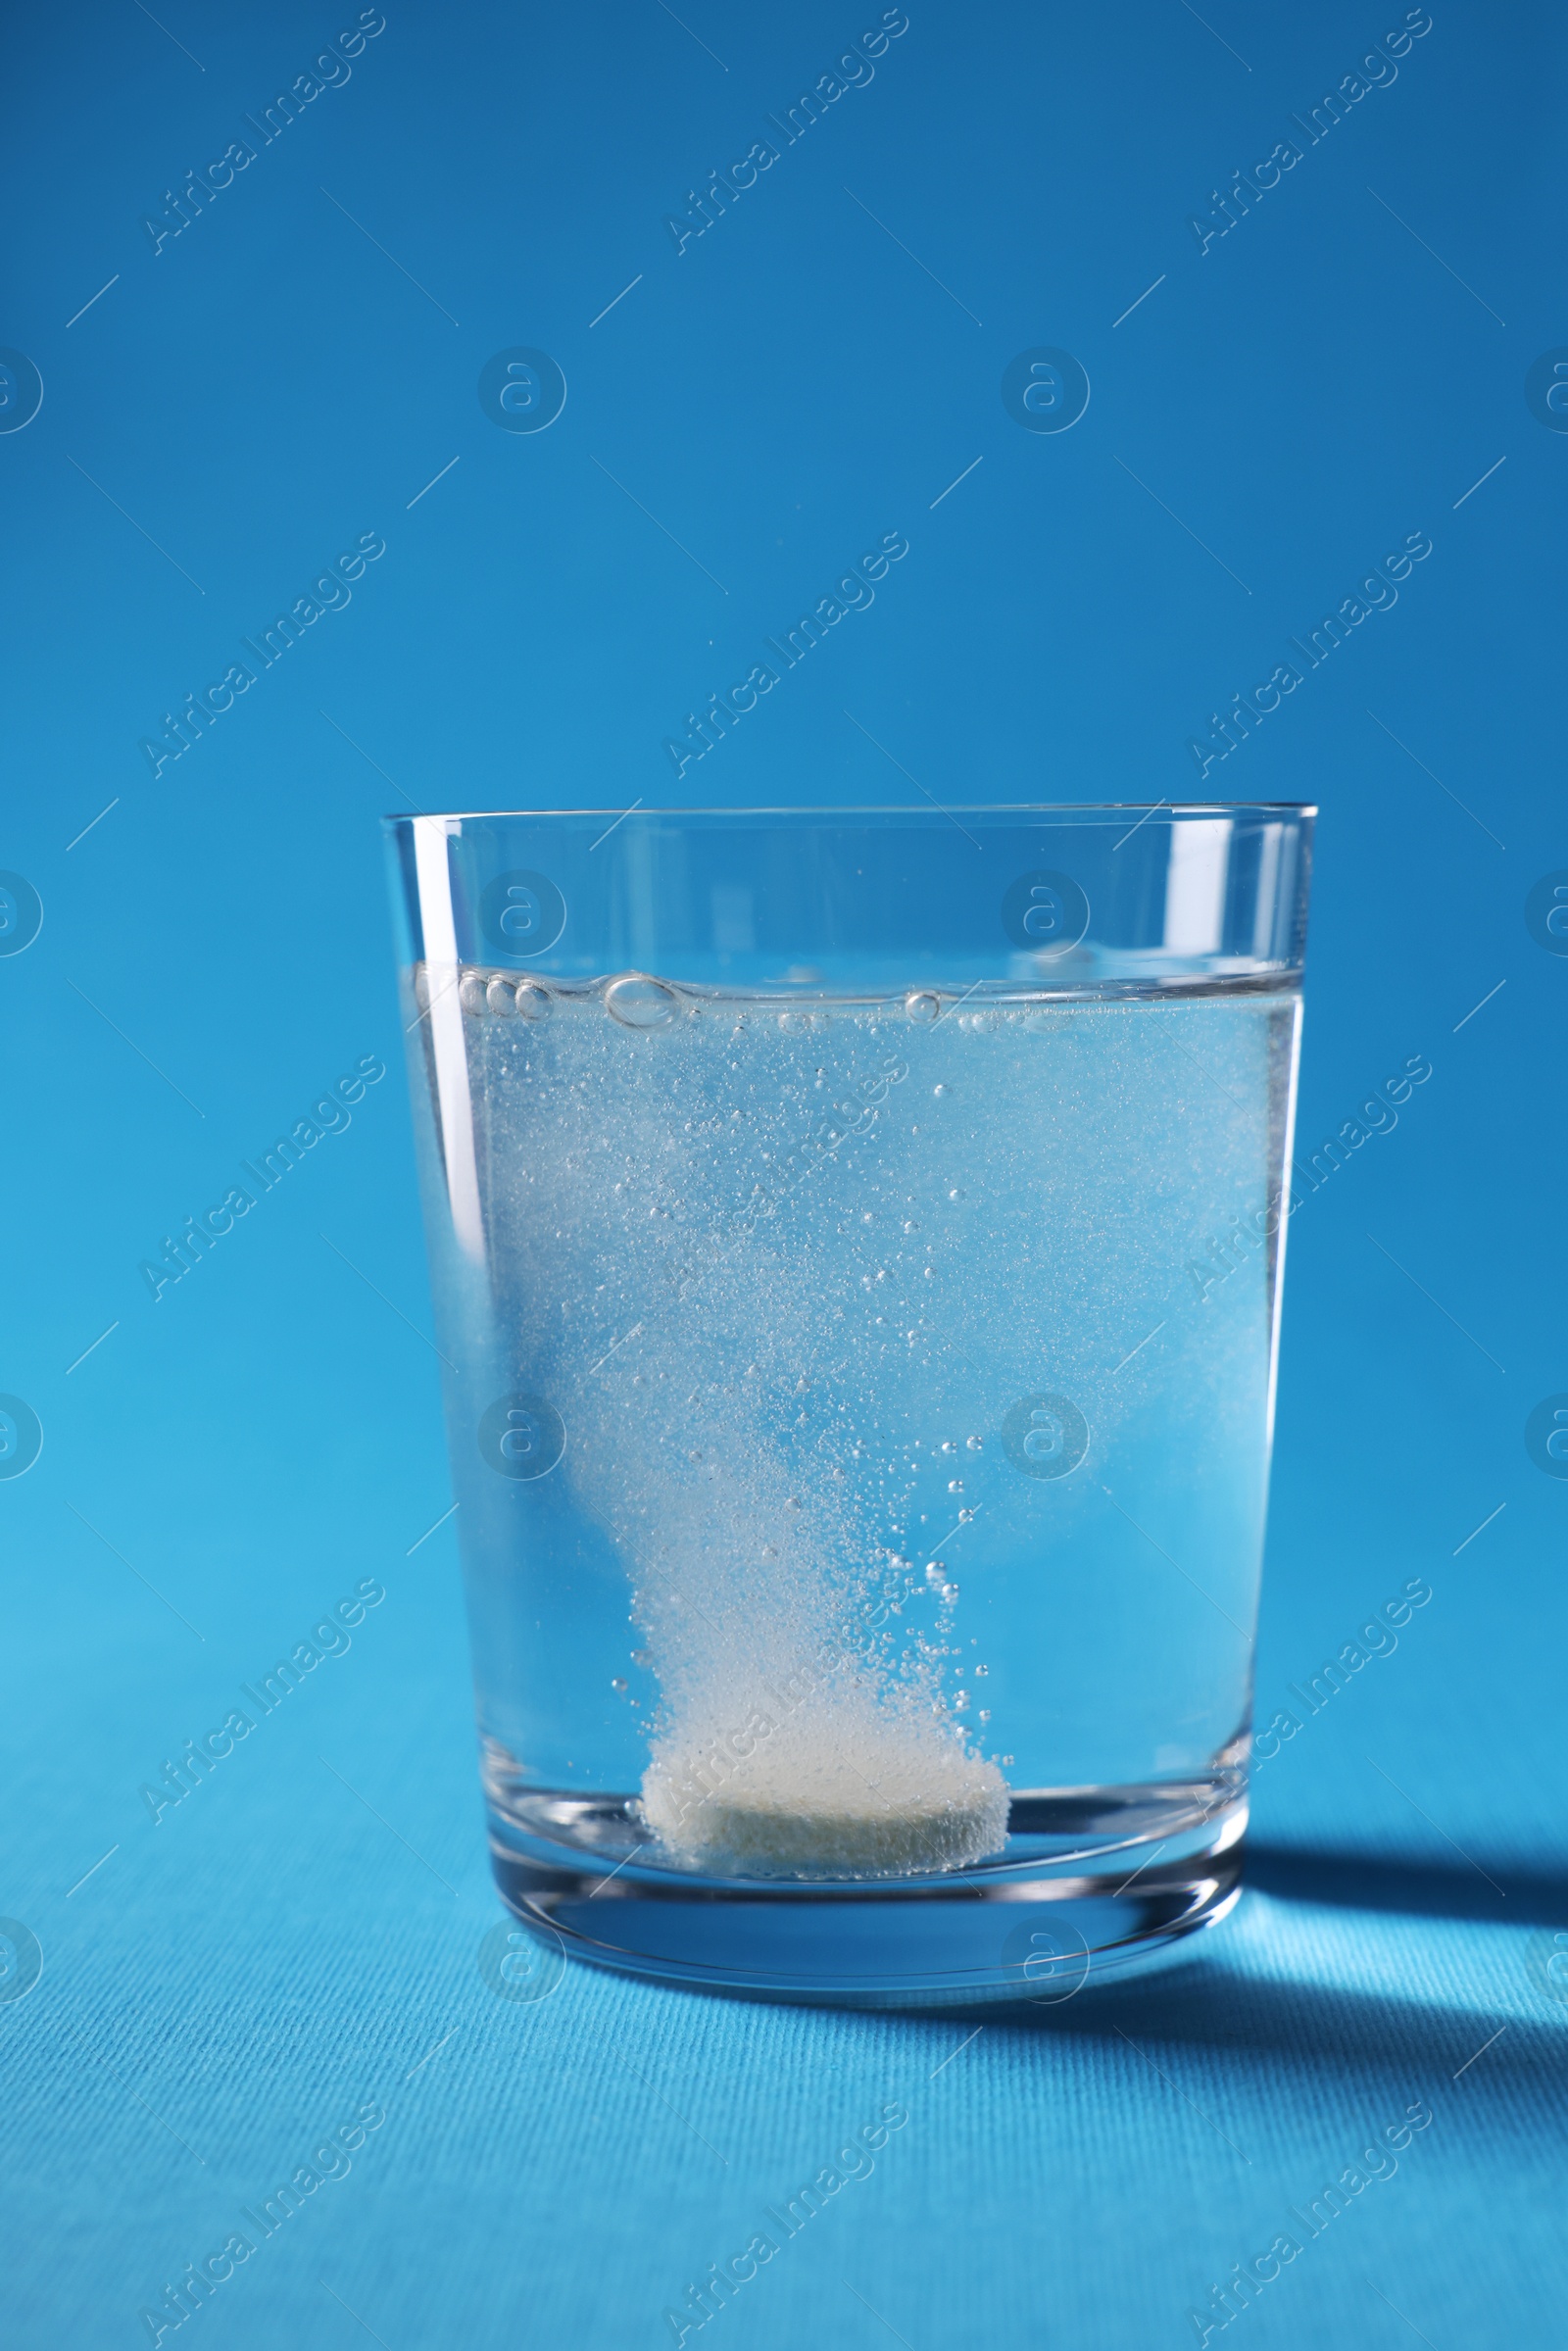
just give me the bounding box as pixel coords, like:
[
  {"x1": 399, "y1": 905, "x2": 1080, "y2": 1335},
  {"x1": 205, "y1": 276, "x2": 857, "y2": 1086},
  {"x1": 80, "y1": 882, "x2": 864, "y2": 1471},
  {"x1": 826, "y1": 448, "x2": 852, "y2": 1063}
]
[{"x1": 607, "y1": 975, "x2": 678, "y2": 1029}]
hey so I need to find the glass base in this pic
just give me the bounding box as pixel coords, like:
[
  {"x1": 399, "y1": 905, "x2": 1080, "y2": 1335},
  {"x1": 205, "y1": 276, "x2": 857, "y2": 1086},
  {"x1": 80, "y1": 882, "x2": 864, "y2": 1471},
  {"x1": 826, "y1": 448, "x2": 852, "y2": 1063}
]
[{"x1": 487, "y1": 1783, "x2": 1247, "y2": 2009}]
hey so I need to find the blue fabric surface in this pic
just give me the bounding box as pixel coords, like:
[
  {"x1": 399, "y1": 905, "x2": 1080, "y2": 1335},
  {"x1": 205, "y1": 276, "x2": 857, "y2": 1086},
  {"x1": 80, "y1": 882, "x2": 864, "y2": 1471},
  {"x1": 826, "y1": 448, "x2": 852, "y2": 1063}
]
[{"x1": 3, "y1": 0, "x2": 1566, "y2": 2342}]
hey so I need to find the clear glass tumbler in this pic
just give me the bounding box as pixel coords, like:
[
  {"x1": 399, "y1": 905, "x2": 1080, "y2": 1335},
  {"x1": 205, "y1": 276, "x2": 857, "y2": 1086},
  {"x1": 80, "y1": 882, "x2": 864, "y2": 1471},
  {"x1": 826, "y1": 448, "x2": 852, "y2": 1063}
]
[{"x1": 385, "y1": 803, "x2": 1312, "y2": 2005}]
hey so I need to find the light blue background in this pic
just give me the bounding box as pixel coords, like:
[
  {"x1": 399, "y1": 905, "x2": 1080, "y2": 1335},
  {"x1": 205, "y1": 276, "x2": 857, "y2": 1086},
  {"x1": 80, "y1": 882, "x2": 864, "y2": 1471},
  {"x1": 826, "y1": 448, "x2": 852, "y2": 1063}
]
[{"x1": 2, "y1": 2, "x2": 1564, "y2": 2344}]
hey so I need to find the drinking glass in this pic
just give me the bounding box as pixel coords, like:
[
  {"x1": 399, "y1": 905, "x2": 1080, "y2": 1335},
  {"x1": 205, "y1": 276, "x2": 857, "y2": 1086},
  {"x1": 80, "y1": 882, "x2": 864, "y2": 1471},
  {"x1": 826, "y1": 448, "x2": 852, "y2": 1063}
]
[{"x1": 385, "y1": 804, "x2": 1312, "y2": 2005}]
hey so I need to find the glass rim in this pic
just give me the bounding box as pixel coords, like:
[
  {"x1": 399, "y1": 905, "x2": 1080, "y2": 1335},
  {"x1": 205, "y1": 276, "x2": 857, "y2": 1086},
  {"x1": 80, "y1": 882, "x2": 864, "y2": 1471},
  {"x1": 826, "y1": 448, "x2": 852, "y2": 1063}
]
[{"x1": 381, "y1": 801, "x2": 1318, "y2": 825}]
